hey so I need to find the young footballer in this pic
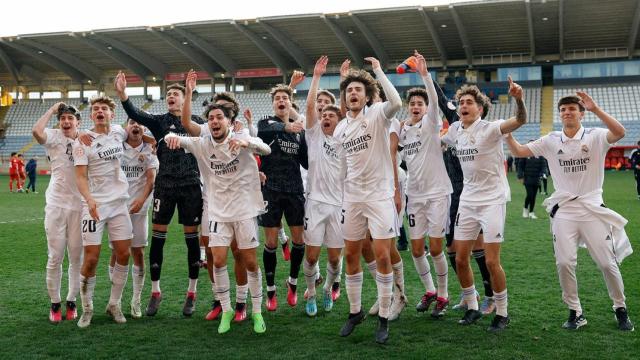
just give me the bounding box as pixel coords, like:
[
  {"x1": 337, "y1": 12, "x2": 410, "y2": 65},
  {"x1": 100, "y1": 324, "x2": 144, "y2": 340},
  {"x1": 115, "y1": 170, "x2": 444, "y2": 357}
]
[{"x1": 504, "y1": 92, "x2": 633, "y2": 331}]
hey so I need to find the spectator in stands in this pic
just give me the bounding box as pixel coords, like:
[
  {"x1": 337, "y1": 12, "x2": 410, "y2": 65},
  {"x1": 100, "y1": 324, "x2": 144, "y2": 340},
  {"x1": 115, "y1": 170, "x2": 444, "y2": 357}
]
[
  {"x1": 517, "y1": 141, "x2": 546, "y2": 219},
  {"x1": 25, "y1": 158, "x2": 37, "y2": 193},
  {"x1": 631, "y1": 141, "x2": 640, "y2": 199}
]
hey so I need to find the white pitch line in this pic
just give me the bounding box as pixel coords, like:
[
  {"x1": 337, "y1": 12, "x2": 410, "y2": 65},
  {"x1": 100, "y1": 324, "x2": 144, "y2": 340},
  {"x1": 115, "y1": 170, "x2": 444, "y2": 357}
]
[{"x1": 0, "y1": 217, "x2": 44, "y2": 224}]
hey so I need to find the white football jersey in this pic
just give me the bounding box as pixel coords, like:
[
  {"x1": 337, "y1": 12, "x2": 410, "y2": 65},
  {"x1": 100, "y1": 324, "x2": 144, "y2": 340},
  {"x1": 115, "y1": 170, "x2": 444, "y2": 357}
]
[
  {"x1": 305, "y1": 121, "x2": 342, "y2": 206},
  {"x1": 334, "y1": 102, "x2": 394, "y2": 202},
  {"x1": 120, "y1": 142, "x2": 159, "y2": 213},
  {"x1": 43, "y1": 128, "x2": 82, "y2": 210},
  {"x1": 401, "y1": 115, "x2": 453, "y2": 199},
  {"x1": 389, "y1": 118, "x2": 403, "y2": 165},
  {"x1": 442, "y1": 119, "x2": 509, "y2": 205},
  {"x1": 73, "y1": 125, "x2": 129, "y2": 204},
  {"x1": 527, "y1": 127, "x2": 610, "y2": 219},
  {"x1": 176, "y1": 129, "x2": 267, "y2": 222}
]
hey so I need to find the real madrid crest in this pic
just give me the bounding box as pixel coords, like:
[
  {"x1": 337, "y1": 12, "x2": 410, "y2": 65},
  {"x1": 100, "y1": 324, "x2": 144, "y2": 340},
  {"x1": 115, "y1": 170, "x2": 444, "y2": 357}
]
[
  {"x1": 581, "y1": 144, "x2": 589, "y2": 154},
  {"x1": 138, "y1": 155, "x2": 145, "y2": 163}
]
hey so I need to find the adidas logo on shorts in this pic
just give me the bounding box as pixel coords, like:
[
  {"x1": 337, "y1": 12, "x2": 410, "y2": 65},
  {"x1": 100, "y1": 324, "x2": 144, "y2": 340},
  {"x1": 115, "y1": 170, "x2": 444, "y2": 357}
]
[{"x1": 495, "y1": 233, "x2": 502, "y2": 239}]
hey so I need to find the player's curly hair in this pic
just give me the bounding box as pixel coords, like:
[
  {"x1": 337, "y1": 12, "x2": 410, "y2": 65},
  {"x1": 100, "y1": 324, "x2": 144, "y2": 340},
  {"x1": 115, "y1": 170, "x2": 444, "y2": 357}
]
[
  {"x1": 269, "y1": 84, "x2": 294, "y2": 101},
  {"x1": 340, "y1": 69, "x2": 379, "y2": 107},
  {"x1": 211, "y1": 92, "x2": 240, "y2": 120},
  {"x1": 455, "y1": 85, "x2": 490, "y2": 119},
  {"x1": 90, "y1": 95, "x2": 116, "y2": 111}
]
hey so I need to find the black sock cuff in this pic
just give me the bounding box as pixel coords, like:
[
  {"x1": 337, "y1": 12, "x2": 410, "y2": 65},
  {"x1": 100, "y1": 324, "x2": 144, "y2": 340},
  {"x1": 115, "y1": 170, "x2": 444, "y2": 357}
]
[
  {"x1": 184, "y1": 232, "x2": 199, "y2": 240},
  {"x1": 472, "y1": 249, "x2": 485, "y2": 258},
  {"x1": 152, "y1": 230, "x2": 167, "y2": 239}
]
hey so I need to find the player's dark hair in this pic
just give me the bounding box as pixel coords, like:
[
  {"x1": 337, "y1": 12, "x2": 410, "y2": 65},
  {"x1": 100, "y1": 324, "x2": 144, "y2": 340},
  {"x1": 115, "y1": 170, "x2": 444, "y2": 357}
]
[
  {"x1": 203, "y1": 103, "x2": 233, "y2": 121},
  {"x1": 56, "y1": 103, "x2": 81, "y2": 121},
  {"x1": 406, "y1": 87, "x2": 429, "y2": 106},
  {"x1": 212, "y1": 92, "x2": 240, "y2": 120},
  {"x1": 557, "y1": 95, "x2": 585, "y2": 112},
  {"x1": 166, "y1": 83, "x2": 186, "y2": 96}
]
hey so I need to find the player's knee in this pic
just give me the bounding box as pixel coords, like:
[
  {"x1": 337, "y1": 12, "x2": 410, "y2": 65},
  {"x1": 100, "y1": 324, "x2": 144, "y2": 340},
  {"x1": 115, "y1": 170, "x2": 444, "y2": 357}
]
[
  {"x1": 115, "y1": 247, "x2": 130, "y2": 260},
  {"x1": 597, "y1": 261, "x2": 619, "y2": 275},
  {"x1": 84, "y1": 254, "x2": 100, "y2": 269},
  {"x1": 485, "y1": 257, "x2": 501, "y2": 272},
  {"x1": 375, "y1": 252, "x2": 391, "y2": 267},
  {"x1": 243, "y1": 257, "x2": 258, "y2": 272},
  {"x1": 231, "y1": 247, "x2": 241, "y2": 260},
  {"x1": 456, "y1": 255, "x2": 469, "y2": 269},
  {"x1": 555, "y1": 259, "x2": 574, "y2": 272},
  {"x1": 410, "y1": 245, "x2": 424, "y2": 258}
]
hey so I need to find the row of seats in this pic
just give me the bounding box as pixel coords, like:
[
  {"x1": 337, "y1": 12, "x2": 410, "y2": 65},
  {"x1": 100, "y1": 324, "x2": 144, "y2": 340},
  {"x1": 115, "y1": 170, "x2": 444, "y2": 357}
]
[
  {"x1": 486, "y1": 88, "x2": 541, "y2": 123},
  {"x1": 2, "y1": 96, "x2": 149, "y2": 135},
  {"x1": 553, "y1": 85, "x2": 640, "y2": 123}
]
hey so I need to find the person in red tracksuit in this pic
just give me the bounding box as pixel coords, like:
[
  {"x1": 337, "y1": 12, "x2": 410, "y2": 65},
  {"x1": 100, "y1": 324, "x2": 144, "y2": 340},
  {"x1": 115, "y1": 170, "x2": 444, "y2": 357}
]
[
  {"x1": 18, "y1": 154, "x2": 27, "y2": 190},
  {"x1": 8, "y1": 152, "x2": 22, "y2": 192}
]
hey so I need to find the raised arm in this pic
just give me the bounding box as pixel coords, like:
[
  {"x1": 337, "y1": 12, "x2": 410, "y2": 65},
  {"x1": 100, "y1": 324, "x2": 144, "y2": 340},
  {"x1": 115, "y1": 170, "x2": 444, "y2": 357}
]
[
  {"x1": 576, "y1": 91, "x2": 625, "y2": 144},
  {"x1": 366, "y1": 57, "x2": 401, "y2": 119},
  {"x1": 115, "y1": 71, "x2": 160, "y2": 133},
  {"x1": 390, "y1": 129, "x2": 402, "y2": 213},
  {"x1": 32, "y1": 102, "x2": 64, "y2": 144},
  {"x1": 504, "y1": 132, "x2": 534, "y2": 158},
  {"x1": 287, "y1": 70, "x2": 305, "y2": 121},
  {"x1": 434, "y1": 77, "x2": 459, "y2": 125},
  {"x1": 306, "y1": 56, "x2": 328, "y2": 129},
  {"x1": 339, "y1": 59, "x2": 351, "y2": 118},
  {"x1": 181, "y1": 70, "x2": 203, "y2": 136},
  {"x1": 414, "y1": 51, "x2": 439, "y2": 127},
  {"x1": 499, "y1": 76, "x2": 527, "y2": 134}
]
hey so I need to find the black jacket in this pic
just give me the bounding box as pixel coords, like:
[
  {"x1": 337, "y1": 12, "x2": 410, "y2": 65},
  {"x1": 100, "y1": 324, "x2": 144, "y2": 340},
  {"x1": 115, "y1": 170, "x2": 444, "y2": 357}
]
[
  {"x1": 121, "y1": 99, "x2": 203, "y2": 189},
  {"x1": 257, "y1": 116, "x2": 307, "y2": 194},
  {"x1": 517, "y1": 156, "x2": 546, "y2": 186}
]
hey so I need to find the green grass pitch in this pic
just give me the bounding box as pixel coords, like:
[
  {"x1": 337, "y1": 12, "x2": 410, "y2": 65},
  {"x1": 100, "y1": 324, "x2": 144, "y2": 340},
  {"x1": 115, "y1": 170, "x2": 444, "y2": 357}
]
[{"x1": 0, "y1": 172, "x2": 638, "y2": 359}]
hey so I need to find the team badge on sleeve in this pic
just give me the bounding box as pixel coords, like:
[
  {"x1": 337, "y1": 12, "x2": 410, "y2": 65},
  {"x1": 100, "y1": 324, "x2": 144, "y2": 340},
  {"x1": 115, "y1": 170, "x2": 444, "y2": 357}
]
[{"x1": 73, "y1": 147, "x2": 84, "y2": 157}]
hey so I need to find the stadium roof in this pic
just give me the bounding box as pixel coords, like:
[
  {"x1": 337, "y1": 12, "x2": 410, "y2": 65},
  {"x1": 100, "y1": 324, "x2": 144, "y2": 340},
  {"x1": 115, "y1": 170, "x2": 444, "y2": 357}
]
[{"x1": 0, "y1": 0, "x2": 639, "y2": 89}]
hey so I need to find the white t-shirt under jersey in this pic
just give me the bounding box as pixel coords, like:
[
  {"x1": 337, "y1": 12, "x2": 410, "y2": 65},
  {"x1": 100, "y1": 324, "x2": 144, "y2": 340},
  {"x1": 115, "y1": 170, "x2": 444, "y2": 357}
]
[
  {"x1": 400, "y1": 117, "x2": 452, "y2": 200},
  {"x1": 442, "y1": 118, "x2": 509, "y2": 205},
  {"x1": 527, "y1": 126, "x2": 610, "y2": 219},
  {"x1": 334, "y1": 102, "x2": 394, "y2": 202},
  {"x1": 174, "y1": 129, "x2": 267, "y2": 222},
  {"x1": 73, "y1": 124, "x2": 129, "y2": 205},
  {"x1": 305, "y1": 121, "x2": 342, "y2": 206},
  {"x1": 120, "y1": 142, "x2": 159, "y2": 213},
  {"x1": 43, "y1": 128, "x2": 82, "y2": 210}
]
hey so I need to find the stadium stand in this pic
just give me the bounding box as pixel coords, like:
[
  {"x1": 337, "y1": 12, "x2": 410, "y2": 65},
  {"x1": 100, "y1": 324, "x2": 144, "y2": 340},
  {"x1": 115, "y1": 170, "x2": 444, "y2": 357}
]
[
  {"x1": 553, "y1": 85, "x2": 640, "y2": 123},
  {"x1": 486, "y1": 88, "x2": 542, "y2": 123}
]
